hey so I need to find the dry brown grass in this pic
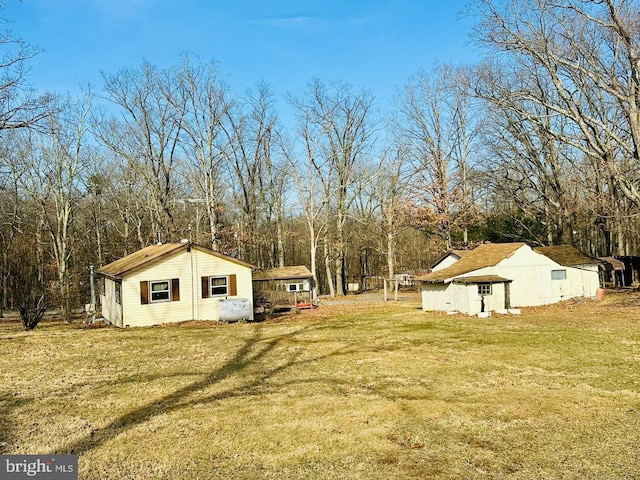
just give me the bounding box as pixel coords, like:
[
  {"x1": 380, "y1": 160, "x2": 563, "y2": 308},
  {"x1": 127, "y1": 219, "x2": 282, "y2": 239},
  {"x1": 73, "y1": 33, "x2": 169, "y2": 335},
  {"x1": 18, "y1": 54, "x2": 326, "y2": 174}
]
[{"x1": 1, "y1": 291, "x2": 640, "y2": 479}]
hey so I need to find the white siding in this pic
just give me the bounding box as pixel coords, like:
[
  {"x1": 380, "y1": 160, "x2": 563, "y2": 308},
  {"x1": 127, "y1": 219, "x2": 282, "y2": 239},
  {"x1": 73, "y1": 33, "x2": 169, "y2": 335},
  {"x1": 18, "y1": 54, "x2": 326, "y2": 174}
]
[
  {"x1": 431, "y1": 254, "x2": 460, "y2": 272},
  {"x1": 421, "y1": 283, "x2": 449, "y2": 311},
  {"x1": 562, "y1": 264, "x2": 599, "y2": 301},
  {"x1": 421, "y1": 245, "x2": 599, "y2": 315},
  {"x1": 101, "y1": 278, "x2": 123, "y2": 327},
  {"x1": 450, "y1": 283, "x2": 470, "y2": 313},
  {"x1": 496, "y1": 247, "x2": 556, "y2": 307},
  {"x1": 583, "y1": 265, "x2": 600, "y2": 295},
  {"x1": 497, "y1": 247, "x2": 599, "y2": 306},
  {"x1": 423, "y1": 281, "x2": 509, "y2": 315},
  {"x1": 465, "y1": 282, "x2": 506, "y2": 316},
  {"x1": 120, "y1": 248, "x2": 253, "y2": 327}
]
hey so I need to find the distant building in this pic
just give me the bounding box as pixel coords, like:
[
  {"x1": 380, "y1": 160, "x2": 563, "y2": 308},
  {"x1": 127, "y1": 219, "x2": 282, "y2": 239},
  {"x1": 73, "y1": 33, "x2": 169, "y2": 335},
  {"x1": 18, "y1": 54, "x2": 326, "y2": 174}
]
[{"x1": 252, "y1": 266, "x2": 315, "y2": 310}]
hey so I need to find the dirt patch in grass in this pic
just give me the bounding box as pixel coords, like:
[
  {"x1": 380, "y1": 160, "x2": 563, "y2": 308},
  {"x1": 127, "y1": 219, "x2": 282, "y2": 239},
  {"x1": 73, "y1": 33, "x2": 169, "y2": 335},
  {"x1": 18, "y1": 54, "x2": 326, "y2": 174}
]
[{"x1": 1, "y1": 291, "x2": 640, "y2": 478}]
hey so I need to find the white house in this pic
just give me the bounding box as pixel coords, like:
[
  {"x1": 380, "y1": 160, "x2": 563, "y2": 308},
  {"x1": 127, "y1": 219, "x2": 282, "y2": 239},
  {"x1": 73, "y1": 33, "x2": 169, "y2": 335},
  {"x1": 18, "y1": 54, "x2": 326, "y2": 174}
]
[
  {"x1": 417, "y1": 243, "x2": 600, "y2": 315},
  {"x1": 97, "y1": 242, "x2": 255, "y2": 327}
]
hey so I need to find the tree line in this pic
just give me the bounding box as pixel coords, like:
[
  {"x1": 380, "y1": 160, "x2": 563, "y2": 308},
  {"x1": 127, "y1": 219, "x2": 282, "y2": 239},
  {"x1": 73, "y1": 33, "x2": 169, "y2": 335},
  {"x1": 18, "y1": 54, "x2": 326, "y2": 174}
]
[{"x1": 2, "y1": 0, "x2": 640, "y2": 327}]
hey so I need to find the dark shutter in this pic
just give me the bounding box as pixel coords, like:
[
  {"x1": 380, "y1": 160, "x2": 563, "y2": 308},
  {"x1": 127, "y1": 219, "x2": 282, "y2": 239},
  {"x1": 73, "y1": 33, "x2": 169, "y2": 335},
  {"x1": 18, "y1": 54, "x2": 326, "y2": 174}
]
[
  {"x1": 140, "y1": 281, "x2": 149, "y2": 304},
  {"x1": 229, "y1": 274, "x2": 237, "y2": 296},
  {"x1": 201, "y1": 276, "x2": 209, "y2": 298},
  {"x1": 171, "y1": 278, "x2": 180, "y2": 301}
]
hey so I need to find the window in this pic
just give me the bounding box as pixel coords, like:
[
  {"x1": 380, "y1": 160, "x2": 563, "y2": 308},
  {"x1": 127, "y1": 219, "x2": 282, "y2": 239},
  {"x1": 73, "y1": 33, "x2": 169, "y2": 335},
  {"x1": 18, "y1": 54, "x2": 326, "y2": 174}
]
[
  {"x1": 115, "y1": 281, "x2": 122, "y2": 304},
  {"x1": 477, "y1": 283, "x2": 492, "y2": 295},
  {"x1": 287, "y1": 282, "x2": 310, "y2": 292},
  {"x1": 201, "y1": 275, "x2": 237, "y2": 298},
  {"x1": 150, "y1": 280, "x2": 170, "y2": 302},
  {"x1": 551, "y1": 269, "x2": 567, "y2": 280},
  {"x1": 210, "y1": 276, "x2": 228, "y2": 296},
  {"x1": 140, "y1": 279, "x2": 179, "y2": 304}
]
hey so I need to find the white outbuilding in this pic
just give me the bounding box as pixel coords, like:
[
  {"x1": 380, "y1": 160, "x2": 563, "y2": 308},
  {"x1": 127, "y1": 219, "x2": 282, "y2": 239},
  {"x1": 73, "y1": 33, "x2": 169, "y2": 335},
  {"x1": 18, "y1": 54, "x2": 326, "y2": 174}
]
[{"x1": 417, "y1": 243, "x2": 600, "y2": 315}]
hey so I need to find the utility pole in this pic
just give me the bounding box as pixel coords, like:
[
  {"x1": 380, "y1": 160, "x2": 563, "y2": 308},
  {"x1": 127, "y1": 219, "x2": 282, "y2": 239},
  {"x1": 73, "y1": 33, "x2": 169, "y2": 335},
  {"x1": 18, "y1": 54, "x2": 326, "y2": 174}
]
[{"x1": 89, "y1": 265, "x2": 96, "y2": 323}]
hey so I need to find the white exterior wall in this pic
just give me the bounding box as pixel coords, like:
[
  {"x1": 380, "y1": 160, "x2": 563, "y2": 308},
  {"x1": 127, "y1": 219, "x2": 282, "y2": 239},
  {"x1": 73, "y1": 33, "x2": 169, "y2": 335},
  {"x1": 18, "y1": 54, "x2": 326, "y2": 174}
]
[
  {"x1": 584, "y1": 265, "x2": 600, "y2": 295},
  {"x1": 101, "y1": 278, "x2": 123, "y2": 327},
  {"x1": 421, "y1": 245, "x2": 599, "y2": 315},
  {"x1": 422, "y1": 281, "x2": 508, "y2": 316},
  {"x1": 431, "y1": 254, "x2": 460, "y2": 272},
  {"x1": 558, "y1": 264, "x2": 600, "y2": 302},
  {"x1": 121, "y1": 248, "x2": 253, "y2": 327},
  {"x1": 421, "y1": 283, "x2": 449, "y2": 311},
  {"x1": 451, "y1": 283, "x2": 471, "y2": 314},
  {"x1": 497, "y1": 247, "x2": 599, "y2": 307},
  {"x1": 494, "y1": 247, "x2": 555, "y2": 307},
  {"x1": 463, "y1": 282, "x2": 507, "y2": 316}
]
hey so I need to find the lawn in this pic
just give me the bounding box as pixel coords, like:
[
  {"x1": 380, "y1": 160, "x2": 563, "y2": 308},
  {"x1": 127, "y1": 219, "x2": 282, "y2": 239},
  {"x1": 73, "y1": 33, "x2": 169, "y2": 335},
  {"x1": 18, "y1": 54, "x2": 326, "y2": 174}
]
[{"x1": 1, "y1": 293, "x2": 640, "y2": 479}]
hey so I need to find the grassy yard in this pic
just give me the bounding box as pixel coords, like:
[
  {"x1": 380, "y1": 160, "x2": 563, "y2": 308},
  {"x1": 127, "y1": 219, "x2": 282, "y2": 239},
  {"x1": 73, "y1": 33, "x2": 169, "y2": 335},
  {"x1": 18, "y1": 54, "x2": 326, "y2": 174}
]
[{"x1": 1, "y1": 293, "x2": 640, "y2": 479}]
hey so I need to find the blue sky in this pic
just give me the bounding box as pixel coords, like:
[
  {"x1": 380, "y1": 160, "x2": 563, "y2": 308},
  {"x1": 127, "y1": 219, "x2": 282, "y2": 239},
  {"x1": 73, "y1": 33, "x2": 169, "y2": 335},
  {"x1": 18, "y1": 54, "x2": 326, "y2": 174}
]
[{"x1": 9, "y1": 0, "x2": 479, "y2": 116}]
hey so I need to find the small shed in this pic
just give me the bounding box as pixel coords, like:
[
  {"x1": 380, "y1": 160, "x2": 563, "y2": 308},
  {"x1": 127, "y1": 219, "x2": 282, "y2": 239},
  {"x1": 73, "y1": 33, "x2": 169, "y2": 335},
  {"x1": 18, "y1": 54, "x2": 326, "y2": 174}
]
[
  {"x1": 417, "y1": 243, "x2": 600, "y2": 315},
  {"x1": 615, "y1": 256, "x2": 640, "y2": 287},
  {"x1": 598, "y1": 256, "x2": 625, "y2": 287},
  {"x1": 253, "y1": 266, "x2": 314, "y2": 310}
]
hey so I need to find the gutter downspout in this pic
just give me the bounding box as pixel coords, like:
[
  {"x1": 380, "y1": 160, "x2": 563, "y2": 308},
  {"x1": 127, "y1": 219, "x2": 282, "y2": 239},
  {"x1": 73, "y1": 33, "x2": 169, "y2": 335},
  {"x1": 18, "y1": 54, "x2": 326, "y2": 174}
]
[{"x1": 189, "y1": 242, "x2": 195, "y2": 321}]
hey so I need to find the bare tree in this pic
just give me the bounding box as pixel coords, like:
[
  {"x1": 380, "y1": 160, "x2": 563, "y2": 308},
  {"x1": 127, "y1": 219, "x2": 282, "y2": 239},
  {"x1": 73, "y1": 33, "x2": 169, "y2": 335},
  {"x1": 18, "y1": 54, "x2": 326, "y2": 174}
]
[
  {"x1": 0, "y1": 132, "x2": 27, "y2": 317},
  {"x1": 249, "y1": 84, "x2": 289, "y2": 267},
  {"x1": 222, "y1": 94, "x2": 263, "y2": 261},
  {"x1": 376, "y1": 145, "x2": 411, "y2": 279},
  {"x1": 10, "y1": 235, "x2": 49, "y2": 330},
  {"x1": 471, "y1": 0, "x2": 640, "y2": 251},
  {"x1": 224, "y1": 82, "x2": 288, "y2": 265},
  {"x1": 0, "y1": 4, "x2": 53, "y2": 319},
  {"x1": 264, "y1": 127, "x2": 291, "y2": 268},
  {"x1": 20, "y1": 92, "x2": 94, "y2": 323},
  {"x1": 397, "y1": 66, "x2": 479, "y2": 250},
  {"x1": 287, "y1": 107, "x2": 329, "y2": 297},
  {"x1": 472, "y1": 63, "x2": 583, "y2": 245},
  {"x1": 291, "y1": 79, "x2": 375, "y2": 296},
  {"x1": 174, "y1": 55, "x2": 234, "y2": 250},
  {"x1": 101, "y1": 61, "x2": 185, "y2": 241},
  {"x1": 85, "y1": 171, "x2": 107, "y2": 266},
  {"x1": 106, "y1": 160, "x2": 150, "y2": 255},
  {"x1": 0, "y1": 3, "x2": 51, "y2": 133}
]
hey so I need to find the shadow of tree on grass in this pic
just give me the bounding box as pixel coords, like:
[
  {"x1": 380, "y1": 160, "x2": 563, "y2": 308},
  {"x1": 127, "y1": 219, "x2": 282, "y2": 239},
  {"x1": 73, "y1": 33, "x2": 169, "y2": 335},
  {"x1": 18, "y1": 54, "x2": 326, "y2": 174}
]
[
  {"x1": 0, "y1": 391, "x2": 32, "y2": 453},
  {"x1": 51, "y1": 324, "x2": 359, "y2": 456}
]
